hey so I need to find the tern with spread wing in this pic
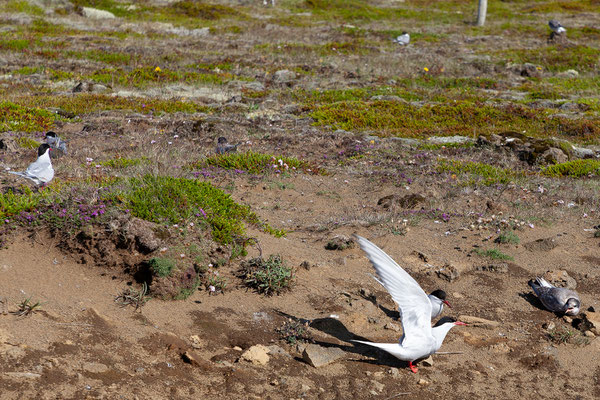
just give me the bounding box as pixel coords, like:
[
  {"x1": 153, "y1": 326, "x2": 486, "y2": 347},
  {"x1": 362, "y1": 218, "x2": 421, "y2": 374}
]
[
  {"x1": 7, "y1": 144, "x2": 54, "y2": 186},
  {"x1": 548, "y1": 20, "x2": 566, "y2": 34},
  {"x1": 528, "y1": 277, "x2": 580, "y2": 316},
  {"x1": 352, "y1": 235, "x2": 465, "y2": 373},
  {"x1": 370, "y1": 275, "x2": 451, "y2": 319}
]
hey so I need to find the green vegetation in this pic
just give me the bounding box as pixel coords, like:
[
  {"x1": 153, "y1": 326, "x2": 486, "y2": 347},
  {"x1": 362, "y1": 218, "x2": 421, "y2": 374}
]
[
  {"x1": 13, "y1": 297, "x2": 43, "y2": 317},
  {"x1": 473, "y1": 248, "x2": 514, "y2": 261},
  {"x1": 2, "y1": 0, "x2": 43, "y2": 15},
  {"x1": 0, "y1": 101, "x2": 59, "y2": 132},
  {"x1": 98, "y1": 157, "x2": 147, "y2": 169},
  {"x1": 0, "y1": 188, "x2": 45, "y2": 222},
  {"x1": 198, "y1": 151, "x2": 323, "y2": 175},
  {"x1": 500, "y1": 45, "x2": 600, "y2": 72},
  {"x1": 437, "y1": 160, "x2": 523, "y2": 185},
  {"x1": 168, "y1": 1, "x2": 242, "y2": 20},
  {"x1": 495, "y1": 231, "x2": 520, "y2": 244},
  {"x1": 16, "y1": 137, "x2": 41, "y2": 150},
  {"x1": 277, "y1": 320, "x2": 310, "y2": 345},
  {"x1": 122, "y1": 175, "x2": 283, "y2": 245},
  {"x1": 542, "y1": 159, "x2": 600, "y2": 178},
  {"x1": 0, "y1": 38, "x2": 32, "y2": 51},
  {"x1": 86, "y1": 66, "x2": 233, "y2": 88},
  {"x1": 115, "y1": 283, "x2": 150, "y2": 310},
  {"x1": 240, "y1": 255, "x2": 294, "y2": 296},
  {"x1": 11, "y1": 94, "x2": 210, "y2": 115},
  {"x1": 148, "y1": 257, "x2": 176, "y2": 277},
  {"x1": 309, "y1": 100, "x2": 588, "y2": 139}
]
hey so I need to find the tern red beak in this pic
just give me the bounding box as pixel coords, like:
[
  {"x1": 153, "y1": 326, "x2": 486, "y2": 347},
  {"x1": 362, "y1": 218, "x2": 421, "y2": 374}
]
[
  {"x1": 454, "y1": 321, "x2": 467, "y2": 326},
  {"x1": 443, "y1": 300, "x2": 452, "y2": 308}
]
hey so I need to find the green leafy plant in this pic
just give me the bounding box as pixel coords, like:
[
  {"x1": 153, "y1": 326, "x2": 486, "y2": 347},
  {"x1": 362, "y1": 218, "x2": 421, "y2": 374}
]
[
  {"x1": 148, "y1": 257, "x2": 176, "y2": 277},
  {"x1": 115, "y1": 282, "x2": 150, "y2": 310},
  {"x1": 277, "y1": 320, "x2": 310, "y2": 345},
  {"x1": 542, "y1": 159, "x2": 600, "y2": 178},
  {"x1": 472, "y1": 248, "x2": 514, "y2": 261},
  {"x1": 495, "y1": 231, "x2": 520, "y2": 244},
  {"x1": 13, "y1": 297, "x2": 43, "y2": 317},
  {"x1": 240, "y1": 255, "x2": 294, "y2": 296},
  {"x1": 197, "y1": 151, "x2": 323, "y2": 175}
]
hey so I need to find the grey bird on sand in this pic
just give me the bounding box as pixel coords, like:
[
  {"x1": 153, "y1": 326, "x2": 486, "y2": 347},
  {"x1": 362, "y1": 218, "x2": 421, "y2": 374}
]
[
  {"x1": 394, "y1": 32, "x2": 410, "y2": 45},
  {"x1": 7, "y1": 144, "x2": 54, "y2": 186},
  {"x1": 216, "y1": 137, "x2": 240, "y2": 154},
  {"x1": 352, "y1": 235, "x2": 466, "y2": 373},
  {"x1": 528, "y1": 277, "x2": 580, "y2": 316}
]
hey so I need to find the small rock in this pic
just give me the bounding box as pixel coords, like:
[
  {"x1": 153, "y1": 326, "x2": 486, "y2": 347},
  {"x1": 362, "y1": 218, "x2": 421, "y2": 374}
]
[
  {"x1": 301, "y1": 384, "x2": 311, "y2": 392},
  {"x1": 557, "y1": 69, "x2": 579, "y2": 78},
  {"x1": 384, "y1": 323, "x2": 401, "y2": 332},
  {"x1": 418, "y1": 378, "x2": 429, "y2": 385},
  {"x1": 579, "y1": 312, "x2": 600, "y2": 335},
  {"x1": 475, "y1": 263, "x2": 508, "y2": 273},
  {"x1": 182, "y1": 351, "x2": 206, "y2": 368},
  {"x1": 543, "y1": 321, "x2": 556, "y2": 331},
  {"x1": 82, "y1": 362, "x2": 109, "y2": 374},
  {"x1": 273, "y1": 69, "x2": 296, "y2": 84},
  {"x1": 266, "y1": 345, "x2": 290, "y2": 358},
  {"x1": 543, "y1": 270, "x2": 577, "y2": 289},
  {"x1": 325, "y1": 235, "x2": 355, "y2": 250},
  {"x1": 233, "y1": 346, "x2": 243, "y2": 351},
  {"x1": 4, "y1": 372, "x2": 41, "y2": 379},
  {"x1": 436, "y1": 264, "x2": 460, "y2": 282},
  {"x1": 81, "y1": 7, "x2": 116, "y2": 19},
  {"x1": 524, "y1": 238, "x2": 558, "y2": 252},
  {"x1": 388, "y1": 367, "x2": 400, "y2": 377},
  {"x1": 563, "y1": 316, "x2": 573, "y2": 324},
  {"x1": 240, "y1": 345, "x2": 270, "y2": 365},
  {"x1": 539, "y1": 148, "x2": 568, "y2": 165},
  {"x1": 302, "y1": 344, "x2": 345, "y2": 368},
  {"x1": 458, "y1": 315, "x2": 500, "y2": 328},
  {"x1": 300, "y1": 261, "x2": 311, "y2": 270},
  {"x1": 371, "y1": 380, "x2": 385, "y2": 392},
  {"x1": 421, "y1": 356, "x2": 433, "y2": 367},
  {"x1": 585, "y1": 330, "x2": 596, "y2": 338},
  {"x1": 571, "y1": 146, "x2": 595, "y2": 159}
]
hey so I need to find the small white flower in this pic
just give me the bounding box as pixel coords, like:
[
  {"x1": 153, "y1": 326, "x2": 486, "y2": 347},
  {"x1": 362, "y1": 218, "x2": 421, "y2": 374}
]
[
  {"x1": 208, "y1": 263, "x2": 213, "y2": 267},
  {"x1": 86, "y1": 157, "x2": 93, "y2": 162},
  {"x1": 209, "y1": 285, "x2": 216, "y2": 292},
  {"x1": 173, "y1": 135, "x2": 179, "y2": 138},
  {"x1": 168, "y1": 141, "x2": 172, "y2": 145},
  {"x1": 180, "y1": 253, "x2": 185, "y2": 258},
  {"x1": 528, "y1": 223, "x2": 535, "y2": 229},
  {"x1": 189, "y1": 222, "x2": 194, "y2": 227},
  {"x1": 151, "y1": 140, "x2": 156, "y2": 144}
]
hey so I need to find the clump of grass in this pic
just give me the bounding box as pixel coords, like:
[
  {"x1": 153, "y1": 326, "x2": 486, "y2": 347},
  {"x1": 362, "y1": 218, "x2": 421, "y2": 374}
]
[
  {"x1": 473, "y1": 248, "x2": 514, "y2": 261},
  {"x1": 98, "y1": 157, "x2": 147, "y2": 169},
  {"x1": 16, "y1": 137, "x2": 41, "y2": 150},
  {"x1": 121, "y1": 175, "x2": 283, "y2": 245},
  {"x1": 86, "y1": 66, "x2": 231, "y2": 88},
  {"x1": 206, "y1": 271, "x2": 227, "y2": 295},
  {"x1": 546, "y1": 326, "x2": 588, "y2": 346},
  {"x1": 0, "y1": 187, "x2": 45, "y2": 222},
  {"x1": 3, "y1": 0, "x2": 44, "y2": 15},
  {"x1": 197, "y1": 151, "x2": 323, "y2": 175},
  {"x1": 437, "y1": 160, "x2": 522, "y2": 185},
  {"x1": 500, "y1": 45, "x2": 600, "y2": 72},
  {"x1": 168, "y1": 1, "x2": 242, "y2": 20},
  {"x1": 0, "y1": 38, "x2": 31, "y2": 51},
  {"x1": 12, "y1": 297, "x2": 42, "y2": 317},
  {"x1": 115, "y1": 283, "x2": 150, "y2": 311},
  {"x1": 12, "y1": 94, "x2": 210, "y2": 115},
  {"x1": 277, "y1": 320, "x2": 310, "y2": 345},
  {"x1": 542, "y1": 159, "x2": 600, "y2": 178},
  {"x1": 304, "y1": 0, "x2": 392, "y2": 20},
  {"x1": 148, "y1": 257, "x2": 176, "y2": 277},
  {"x1": 0, "y1": 101, "x2": 59, "y2": 132},
  {"x1": 495, "y1": 231, "x2": 520, "y2": 244},
  {"x1": 240, "y1": 255, "x2": 294, "y2": 296}
]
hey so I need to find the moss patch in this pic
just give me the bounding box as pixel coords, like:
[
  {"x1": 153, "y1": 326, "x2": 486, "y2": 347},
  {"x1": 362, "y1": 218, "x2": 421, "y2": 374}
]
[{"x1": 542, "y1": 159, "x2": 600, "y2": 178}]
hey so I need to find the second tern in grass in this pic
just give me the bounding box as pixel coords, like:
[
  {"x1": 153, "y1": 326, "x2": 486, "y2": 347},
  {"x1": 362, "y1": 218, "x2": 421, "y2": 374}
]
[{"x1": 352, "y1": 235, "x2": 465, "y2": 373}]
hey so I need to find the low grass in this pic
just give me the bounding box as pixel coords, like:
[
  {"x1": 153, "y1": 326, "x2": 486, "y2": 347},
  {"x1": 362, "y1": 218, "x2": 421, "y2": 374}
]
[
  {"x1": 86, "y1": 66, "x2": 234, "y2": 88},
  {"x1": 240, "y1": 255, "x2": 294, "y2": 296},
  {"x1": 0, "y1": 38, "x2": 32, "y2": 51},
  {"x1": 495, "y1": 231, "x2": 520, "y2": 244},
  {"x1": 0, "y1": 101, "x2": 59, "y2": 132},
  {"x1": 121, "y1": 175, "x2": 284, "y2": 245},
  {"x1": 542, "y1": 159, "x2": 600, "y2": 178},
  {"x1": 98, "y1": 157, "x2": 148, "y2": 169},
  {"x1": 437, "y1": 160, "x2": 523, "y2": 185},
  {"x1": 12, "y1": 94, "x2": 211, "y2": 115},
  {"x1": 499, "y1": 45, "x2": 600, "y2": 72},
  {"x1": 473, "y1": 248, "x2": 514, "y2": 261},
  {"x1": 2, "y1": 0, "x2": 44, "y2": 15},
  {"x1": 66, "y1": 49, "x2": 133, "y2": 66},
  {"x1": 148, "y1": 257, "x2": 176, "y2": 277},
  {"x1": 0, "y1": 188, "x2": 45, "y2": 222},
  {"x1": 196, "y1": 151, "x2": 323, "y2": 175}
]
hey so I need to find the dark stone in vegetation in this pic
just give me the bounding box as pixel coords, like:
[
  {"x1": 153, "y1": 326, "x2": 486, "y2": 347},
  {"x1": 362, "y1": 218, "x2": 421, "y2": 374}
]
[
  {"x1": 475, "y1": 263, "x2": 508, "y2": 273},
  {"x1": 325, "y1": 235, "x2": 355, "y2": 250},
  {"x1": 524, "y1": 238, "x2": 557, "y2": 252},
  {"x1": 377, "y1": 193, "x2": 425, "y2": 209}
]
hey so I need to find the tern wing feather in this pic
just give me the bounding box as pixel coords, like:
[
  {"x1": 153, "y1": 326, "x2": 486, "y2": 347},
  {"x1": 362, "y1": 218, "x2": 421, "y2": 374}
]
[{"x1": 354, "y1": 235, "x2": 433, "y2": 346}]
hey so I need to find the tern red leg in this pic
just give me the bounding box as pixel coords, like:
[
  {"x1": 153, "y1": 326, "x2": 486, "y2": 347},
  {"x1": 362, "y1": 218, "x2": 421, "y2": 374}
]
[{"x1": 408, "y1": 361, "x2": 418, "y2": 373}]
